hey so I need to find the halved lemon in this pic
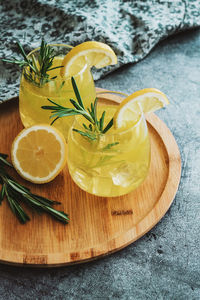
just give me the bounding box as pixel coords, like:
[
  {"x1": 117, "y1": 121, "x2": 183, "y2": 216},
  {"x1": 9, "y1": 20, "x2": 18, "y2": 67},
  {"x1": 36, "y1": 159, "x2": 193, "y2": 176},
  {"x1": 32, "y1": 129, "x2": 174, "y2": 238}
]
[
  {"x1": 114, "y1": 88, "x2": 169, "y2": 128},
  {"x1": 11, "y1": 125, "x2": 67, "y2": 184},
  {"x1": 60, "y1": 41, "x2": 117, "y2": 77}
]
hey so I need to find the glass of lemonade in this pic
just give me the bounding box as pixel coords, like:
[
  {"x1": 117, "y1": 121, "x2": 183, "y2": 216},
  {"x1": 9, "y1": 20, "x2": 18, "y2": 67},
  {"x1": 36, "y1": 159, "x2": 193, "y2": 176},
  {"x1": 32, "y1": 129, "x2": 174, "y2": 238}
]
[
  {"x1": 19, "y1": 44, "x2": 96, "y2": 140},
  {"x1": 67, "y1": 102, "x2": 151, "y2": 197}
]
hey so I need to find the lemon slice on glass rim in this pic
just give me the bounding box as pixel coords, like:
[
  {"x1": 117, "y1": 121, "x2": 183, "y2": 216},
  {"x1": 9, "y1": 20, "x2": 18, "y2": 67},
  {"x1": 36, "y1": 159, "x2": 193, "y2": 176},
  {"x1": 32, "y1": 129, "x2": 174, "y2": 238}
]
[
  {"x1": 114, "y1": 88, "x2": 169, "y2": 129},
  {"x1": 11, "y1": 124, "x2": 67, "y2": 184},
  {"x1": 60, "y1": 41, "x2": 117, "y2": 77}
]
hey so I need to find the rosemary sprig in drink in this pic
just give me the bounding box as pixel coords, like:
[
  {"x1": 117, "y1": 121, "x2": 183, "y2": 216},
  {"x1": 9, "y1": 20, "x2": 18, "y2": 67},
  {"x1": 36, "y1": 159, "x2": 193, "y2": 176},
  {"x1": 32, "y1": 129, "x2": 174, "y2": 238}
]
[
  {"x1": 2, "y1": 39, "x2": 63, "y2": 87},
  {"x1": 0, "y1": 153, "x2": 69, "y2": 224},
  {"x1": 42, "y1": 77, "x2": 115, "y2": 143}
]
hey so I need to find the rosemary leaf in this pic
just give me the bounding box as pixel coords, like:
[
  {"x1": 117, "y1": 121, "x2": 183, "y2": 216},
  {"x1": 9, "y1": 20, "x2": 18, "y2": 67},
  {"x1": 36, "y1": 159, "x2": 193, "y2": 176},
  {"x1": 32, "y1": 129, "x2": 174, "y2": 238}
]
[
  {"x1": 5, "y1": 187, "x2": 30, "y2": 224},
  {"x1": 73, "y1": 129, "x2": 97, "y2": 141},
  {"x1": 48, "y1": 66, "x2": 64, "y2": 72},
  {"x1": 41, "y1": 206, "x2": 69, "y2": 224},
  {"x1": 0, "y1": 153, "x2": 8, "y2": 159},
  {"x1": 71, "y1": 77, "x2": 84, "y2": 108},
  {"x1": 33, "y1": 194, "x2": 60, "y2": 206},
  {"x1": 99, "y1": 111, "x2": 106, "y2": 131},
  {"x1": 0, "y1": 153, "x2": 69, "y2": 224},
  {"x1": 101, "y1": 142, "x2": 119, "y2": 151},
  {"x1": 82, "y1": 123, "x2": 89, "y2": 130},
  {"x1": 17, "y1": 41, "x2": 29, "y2": 62},
  {"x1": 0, "y1": 155, "x2": 13, "y2": 167},
  {"x1": 8, "y1": 180, "x2": 30, "y2": 193},
  {"x1": 89, "y1": 124, "x2": 93, "y2": 131},
  {"x1": 93, "y1": 98, "x2": 98, "y2": 123},
  {"x1": 50, "y1": 117, "x2": 60, "y2": 125},
  {"x1": 7, "y1": 179, "x2": 28, "y2": 194},
  {"x1": 41, "y1": 105, "x2": 61, "y2": 110},
  {"x1": 58, "y1": 80, "x2": 65, "y2": 90},
  {"x1": 0, "y1": 184, "x2": 5, "y2": 204},
  {"x1": 11, "y1": 198, "x2": 30, "y2": 224},
  {"x1": 70, "y1": 98, "x2": 83, "y2": 111},
  {"x1": 47, "y1": 98, "x2": 65, "y2": 107},
  {"x1": 50, "y1": 76, "x2": 57, "y2": 80},
  {"x1": 50, "y1": 110, "x2": 80, "y2": 118},
  {"x1": 102, "y1": 118, "x2": 114, "y2": 134}
]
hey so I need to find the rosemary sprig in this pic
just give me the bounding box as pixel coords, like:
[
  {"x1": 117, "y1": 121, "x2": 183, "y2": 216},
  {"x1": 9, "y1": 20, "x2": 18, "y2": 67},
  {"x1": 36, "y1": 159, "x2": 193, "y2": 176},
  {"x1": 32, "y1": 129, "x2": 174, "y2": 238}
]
[
  {"x1": 0, "y1": 153, "x2": 69, "y2": 224},
  {"x1": 101, "y1": 142, "x2": 119, "y2": 151},
  {"x1": 42, "y1": 77, "x2": 115, "y2": 141},
  {"x1": 2, "y1": 39, "x2": 63, "y2": 87}
]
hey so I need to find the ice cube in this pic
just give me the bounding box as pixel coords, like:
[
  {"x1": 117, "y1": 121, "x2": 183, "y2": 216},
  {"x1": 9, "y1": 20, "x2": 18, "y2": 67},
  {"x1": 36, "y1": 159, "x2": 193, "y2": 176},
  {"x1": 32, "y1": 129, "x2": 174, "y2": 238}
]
[
  {"x1": 110, "y1": 162, "x2": 147, "y2": 188},
  {"x1": 91, "y1": 176, "x2": 113, "y2": 197},
  {"x1": 72, "y1": 168, "x2": 92, "y2": 191}
]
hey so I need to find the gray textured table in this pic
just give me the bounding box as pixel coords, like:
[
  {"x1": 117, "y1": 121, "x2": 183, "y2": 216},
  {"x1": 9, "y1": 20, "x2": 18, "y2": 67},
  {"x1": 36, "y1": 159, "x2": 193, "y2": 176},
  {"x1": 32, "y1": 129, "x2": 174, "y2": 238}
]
[{"x1": 0, "y1": 29, "x2": 200, "y2": 300}]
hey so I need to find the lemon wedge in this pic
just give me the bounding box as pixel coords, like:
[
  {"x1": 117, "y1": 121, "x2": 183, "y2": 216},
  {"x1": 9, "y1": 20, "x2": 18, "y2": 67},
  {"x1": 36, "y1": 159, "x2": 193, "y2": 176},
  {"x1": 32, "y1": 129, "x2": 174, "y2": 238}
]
[
  {"x1": 60, "y1": 41, "x2": 117, "y2": 77},
  {"x1": 11, "y1": 125, "x2": 67, "y2": 184},
  {"x1": 114, "y1": 88, "x2": 169, "y2": 128}
]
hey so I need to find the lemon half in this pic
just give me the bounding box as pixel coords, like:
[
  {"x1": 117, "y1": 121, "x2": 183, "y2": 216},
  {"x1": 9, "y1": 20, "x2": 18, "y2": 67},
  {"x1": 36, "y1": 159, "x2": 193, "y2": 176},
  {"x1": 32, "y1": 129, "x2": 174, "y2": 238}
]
[{"x1": 11, "y1": 125, "x2": 67, "y2": 184}]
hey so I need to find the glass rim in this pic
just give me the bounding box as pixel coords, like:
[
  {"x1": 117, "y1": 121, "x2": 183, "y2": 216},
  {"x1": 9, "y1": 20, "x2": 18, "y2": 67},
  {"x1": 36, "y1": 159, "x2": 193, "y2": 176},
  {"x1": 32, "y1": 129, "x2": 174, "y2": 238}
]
[
  {"x1": 73, "y1": 103, "x2": 146, "y2": 138},
  {"x1": 25, "y1": 43, "x2": 89, "y2": 79},
  {"x1": 70, "y1": 111, "x2": 146, "y2": 155}
]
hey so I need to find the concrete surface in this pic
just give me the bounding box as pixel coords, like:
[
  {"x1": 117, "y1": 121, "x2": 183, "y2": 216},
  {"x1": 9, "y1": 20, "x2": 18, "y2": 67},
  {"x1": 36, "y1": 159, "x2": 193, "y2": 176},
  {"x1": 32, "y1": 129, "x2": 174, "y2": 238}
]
[{"x1": 0, "y1": 29, "x2": 200, "y2": 300}]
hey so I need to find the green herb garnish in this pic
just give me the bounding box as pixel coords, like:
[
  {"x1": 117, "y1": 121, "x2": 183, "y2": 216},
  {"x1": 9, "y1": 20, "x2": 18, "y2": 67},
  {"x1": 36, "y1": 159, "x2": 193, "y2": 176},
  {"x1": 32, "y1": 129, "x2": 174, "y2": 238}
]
[
  {"x1": 0, "y1": 153, "x2": 69, "y2": 224},
  {"x1": 2, "y1": 39, "x2": 64, "y2": 87},
  {"x1": 42, "y1": 77, "x2": 115, "y2": 143},
  {"x1": 101, "y1": 142, "x2": 119, "y2": 151}
]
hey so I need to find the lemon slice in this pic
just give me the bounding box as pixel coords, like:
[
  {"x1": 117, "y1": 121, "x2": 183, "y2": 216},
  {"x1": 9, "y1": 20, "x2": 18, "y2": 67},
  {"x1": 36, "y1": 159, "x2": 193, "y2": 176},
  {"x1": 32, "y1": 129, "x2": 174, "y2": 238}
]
[
  {"x1": 11, "y1": 125, "x2": 67, "y2": 184},
  {"x1": 114, "y1": 88, "x2": 169, "y2": 128},
  {"x1": 60, "y1": 41, "x2": 117, "y2": 77}
]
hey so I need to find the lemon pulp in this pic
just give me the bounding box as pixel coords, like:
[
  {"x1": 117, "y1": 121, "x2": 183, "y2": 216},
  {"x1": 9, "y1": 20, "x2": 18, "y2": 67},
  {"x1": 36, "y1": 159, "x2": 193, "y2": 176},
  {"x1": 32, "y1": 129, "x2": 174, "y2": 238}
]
[{"x1": 11, "y1": 124, "x2": 67, "y2": 184}]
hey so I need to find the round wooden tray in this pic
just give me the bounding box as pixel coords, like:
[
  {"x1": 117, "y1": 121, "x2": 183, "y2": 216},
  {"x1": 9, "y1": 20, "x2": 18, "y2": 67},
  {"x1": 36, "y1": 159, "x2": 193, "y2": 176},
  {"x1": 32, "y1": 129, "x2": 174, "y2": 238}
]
[{"x1": 0, "y1": 89, "x2": 181, "y2": 267}]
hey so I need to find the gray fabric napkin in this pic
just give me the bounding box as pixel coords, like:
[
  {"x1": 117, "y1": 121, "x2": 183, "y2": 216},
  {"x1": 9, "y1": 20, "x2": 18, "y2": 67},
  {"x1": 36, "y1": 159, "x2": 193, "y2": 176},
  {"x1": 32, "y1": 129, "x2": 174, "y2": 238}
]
[{"x1": 0, "y1": 0, "x2": 200, "y2": 103}]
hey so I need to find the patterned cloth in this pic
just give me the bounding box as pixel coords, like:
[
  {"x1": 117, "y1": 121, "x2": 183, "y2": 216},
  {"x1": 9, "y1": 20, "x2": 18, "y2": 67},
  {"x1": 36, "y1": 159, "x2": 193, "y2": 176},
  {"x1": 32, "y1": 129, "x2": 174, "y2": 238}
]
[{"x1": 0, "y1": 0, "x2": 200, "y2": 102}]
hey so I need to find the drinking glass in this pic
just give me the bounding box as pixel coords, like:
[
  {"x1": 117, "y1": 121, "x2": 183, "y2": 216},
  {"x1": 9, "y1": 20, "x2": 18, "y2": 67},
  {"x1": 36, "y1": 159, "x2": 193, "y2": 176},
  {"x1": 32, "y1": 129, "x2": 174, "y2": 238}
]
[
  {"x1": 19, "y1": 44, "x2": 96, "y2": 140},
  {"x1": 67, "y1": 99, "x2": 151, "y2": 197}
]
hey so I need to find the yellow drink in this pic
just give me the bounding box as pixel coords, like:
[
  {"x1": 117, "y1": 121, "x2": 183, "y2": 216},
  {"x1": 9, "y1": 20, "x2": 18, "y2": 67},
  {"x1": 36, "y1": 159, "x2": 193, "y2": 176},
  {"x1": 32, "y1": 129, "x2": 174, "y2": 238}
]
[
  {"x1": 19, "y1": 45, "x2": 96, "y2": 139},
  {"x1": 67, "y1": 104, "x2": 150, "y2": 197}
]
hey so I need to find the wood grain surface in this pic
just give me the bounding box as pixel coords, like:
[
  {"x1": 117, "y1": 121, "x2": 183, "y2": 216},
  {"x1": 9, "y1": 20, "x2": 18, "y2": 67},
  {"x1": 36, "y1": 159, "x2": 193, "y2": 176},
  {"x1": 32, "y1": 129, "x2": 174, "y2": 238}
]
[{"x1": 0, "y1": 90, "x2": 181, "y2": 267}]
